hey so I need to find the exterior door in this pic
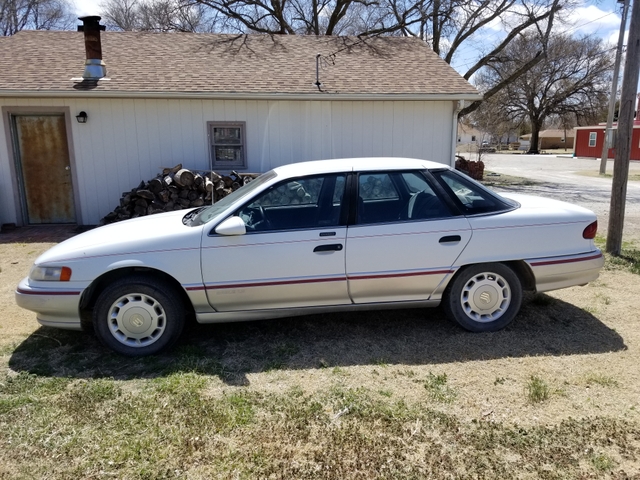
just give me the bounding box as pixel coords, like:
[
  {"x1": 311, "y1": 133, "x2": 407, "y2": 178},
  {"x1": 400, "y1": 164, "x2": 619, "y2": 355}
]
[
  {"x1": 346, "y1": 171, "x2": 472, "y2": 303},
  {"x1": 12, "y1": 114, "x2": 76, "y2": 224},
  {"x1": 202, "y1": 173, "x2": 350, "y2": 311}
]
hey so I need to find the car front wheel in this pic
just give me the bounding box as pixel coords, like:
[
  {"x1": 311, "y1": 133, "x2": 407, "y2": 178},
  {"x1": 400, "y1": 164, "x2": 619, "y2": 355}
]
[
  {"x1": 443, "y1": 263, "x2": 522, "y2": 332},
  {"x1": 93, "y1": 275, "x2": 185, "y2": 356}
]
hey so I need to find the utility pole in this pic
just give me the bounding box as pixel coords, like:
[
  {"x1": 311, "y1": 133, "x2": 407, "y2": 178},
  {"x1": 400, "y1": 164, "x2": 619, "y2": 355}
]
[
  {"x1": 599, "y1": 0, "x2": 630, "y2": 175},
  {"x1": 606, "y1": 0, "x2": 640, "y2": 255}
]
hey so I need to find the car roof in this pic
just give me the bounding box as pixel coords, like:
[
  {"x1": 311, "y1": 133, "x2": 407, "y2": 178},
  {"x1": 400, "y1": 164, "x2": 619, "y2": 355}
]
[{"x1": 271, "y1": 157, "x2": 451, "y2": 177}]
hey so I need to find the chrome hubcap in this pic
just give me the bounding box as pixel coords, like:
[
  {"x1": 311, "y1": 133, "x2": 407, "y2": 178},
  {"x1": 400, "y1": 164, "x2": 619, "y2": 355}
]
[
  {"x1": 461, "y1": 272, "x2": 511, "y2": 323},
  {"x1": 107, "y1": 293, "x2": 166, "y2": 347}
]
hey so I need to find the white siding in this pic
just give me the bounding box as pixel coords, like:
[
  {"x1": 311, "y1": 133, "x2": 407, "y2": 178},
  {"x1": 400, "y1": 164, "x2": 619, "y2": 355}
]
[{"x1": 0, "y1": 97, "x2": 454, "y2": 225}]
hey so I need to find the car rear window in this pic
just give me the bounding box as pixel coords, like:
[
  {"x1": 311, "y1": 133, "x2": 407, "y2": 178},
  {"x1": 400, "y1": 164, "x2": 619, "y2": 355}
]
[{"x1": 433, "y1": 169, "x2": 515, "y2": 215}]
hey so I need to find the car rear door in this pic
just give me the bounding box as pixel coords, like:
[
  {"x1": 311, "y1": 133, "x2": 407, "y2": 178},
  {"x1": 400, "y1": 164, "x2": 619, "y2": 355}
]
[
  {"x1": 201, "y1": 173, "x2": 351, "y2": 311},
  {"x1": 345, "y1": 170, "x2": 472, "y2": 303}
]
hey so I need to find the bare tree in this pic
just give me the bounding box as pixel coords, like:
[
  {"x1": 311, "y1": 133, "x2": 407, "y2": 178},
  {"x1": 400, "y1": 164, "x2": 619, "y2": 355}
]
[
  {"x1": 0, "y1": 0, "x2": 74, "y2": 35},
  {"x1": 475, "y1": 33, "x2": 613, "y2": 154},
  {"x1": 100, "y1": 0, "x2": 140, "y2": 30},
  {"x1": 469, "y1": 99, "x2": 523, "y2": 150},
  {"x1": 183, "y1": 0, "x2": 570, "y2": 114},
  {"x1": 100, "y1": 0, "x2": 221, "y2": 31}
]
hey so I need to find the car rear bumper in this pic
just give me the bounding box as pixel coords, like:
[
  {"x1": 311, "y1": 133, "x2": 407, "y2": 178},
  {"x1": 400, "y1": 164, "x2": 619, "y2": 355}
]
[
  {"x1": 15, "y1": 277, "x2": 83, "y2": 330},
  {"x1": 527, "y1": 250, "x2": 604, "y2": 293}
]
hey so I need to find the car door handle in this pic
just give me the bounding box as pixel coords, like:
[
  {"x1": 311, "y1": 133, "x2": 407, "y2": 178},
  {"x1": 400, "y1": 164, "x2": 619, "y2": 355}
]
[
  {"x1": 439, "y1": 235, "x2": 461, "y2": 243},
  {"x1": 313, "y1": 243, "x2": 343, "y2": 252}
]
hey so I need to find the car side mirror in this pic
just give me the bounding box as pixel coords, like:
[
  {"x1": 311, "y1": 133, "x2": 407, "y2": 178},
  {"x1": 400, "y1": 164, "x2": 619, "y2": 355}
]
[{"x1": 215, "y1": 216, "x2": 247, "y2": 236}]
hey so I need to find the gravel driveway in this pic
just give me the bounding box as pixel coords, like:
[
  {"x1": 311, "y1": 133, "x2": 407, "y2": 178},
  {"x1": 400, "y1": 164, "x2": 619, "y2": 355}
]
[{"x1": 479, "y1": 153, "x2": 640, "y2": 243}]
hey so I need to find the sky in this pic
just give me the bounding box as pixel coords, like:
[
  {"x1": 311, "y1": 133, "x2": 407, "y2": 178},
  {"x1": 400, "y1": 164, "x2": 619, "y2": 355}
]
[
  {"x1": 71, "y1": 0, "x2": 626, "y2": 35},
  {"x1": 71, "y1": 0, "x2": 629, "y2": 78}
]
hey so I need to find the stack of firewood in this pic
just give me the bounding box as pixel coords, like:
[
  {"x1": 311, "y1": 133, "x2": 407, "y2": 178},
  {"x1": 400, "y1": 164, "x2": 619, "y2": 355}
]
[
  {"x1": 100, "y1": 164, "x2": 258, "y2": 225},
  {"x1": 455, "y1": 156, "x2": 484, "y2": 180}
]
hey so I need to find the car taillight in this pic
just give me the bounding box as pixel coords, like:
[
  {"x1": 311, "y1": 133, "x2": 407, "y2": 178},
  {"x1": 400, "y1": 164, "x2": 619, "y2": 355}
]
[{"x1": 583, "y1": 221, "x2": 597, "y2": 239}]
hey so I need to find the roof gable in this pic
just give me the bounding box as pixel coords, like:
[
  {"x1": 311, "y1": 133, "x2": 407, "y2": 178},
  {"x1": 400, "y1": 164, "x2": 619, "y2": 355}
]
[{"x1": 0, "y1": 32, "x2": 479, "y2": 98}]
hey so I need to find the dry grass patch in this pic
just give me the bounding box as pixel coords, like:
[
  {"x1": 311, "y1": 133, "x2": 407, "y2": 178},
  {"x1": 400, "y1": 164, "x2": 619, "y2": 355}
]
[
  {"x1": 1, "y1": 372, "x2": 640, "y2": 478},
  {"x1": 481, "y1": 172, "x2": 541, "y2": 188},
  {"x1": 577, "y1": 170, "x2": 640, "y2": 182}
]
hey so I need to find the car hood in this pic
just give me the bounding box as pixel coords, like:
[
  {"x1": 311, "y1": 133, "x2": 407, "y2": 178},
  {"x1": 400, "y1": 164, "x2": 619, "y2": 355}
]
[{"x1": 35, "y1": 210, "x2": 201, "y2": 264}]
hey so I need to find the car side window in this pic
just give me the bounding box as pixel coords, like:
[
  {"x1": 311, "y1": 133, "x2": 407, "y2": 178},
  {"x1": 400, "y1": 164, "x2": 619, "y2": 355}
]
[
  {"x1": 359, "y1": 174, "x2": 399, "y2": 200},
  {"x1": 356, "y1": 171, "x2": 450, "y2": 224},
  {"x1": 399, "y1": 172, "x2": 451, "y2": 220},
  {"x1": 237, "y1": 174, "x2": 346, "y2": 232},
  {"x1": 356, "y1": 173, "x2": 399, "y2": 224}
]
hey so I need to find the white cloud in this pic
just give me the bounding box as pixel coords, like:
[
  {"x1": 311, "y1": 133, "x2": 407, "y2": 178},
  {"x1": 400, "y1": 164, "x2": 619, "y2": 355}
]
[
  {"x1": 71, "y1": 0, "x2": 102, "y2": 17},
  {"x1": 563, "y1": 4, "x2": 621, "y2": 37},
  {"x1": 607, "y1": 29, "x2": 628, "y2": 45}
]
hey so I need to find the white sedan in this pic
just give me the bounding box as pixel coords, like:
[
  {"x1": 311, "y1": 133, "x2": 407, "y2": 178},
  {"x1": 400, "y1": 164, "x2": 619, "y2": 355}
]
[{"x1": 16, "y1": 158, "x2": 604, "y2": 356}]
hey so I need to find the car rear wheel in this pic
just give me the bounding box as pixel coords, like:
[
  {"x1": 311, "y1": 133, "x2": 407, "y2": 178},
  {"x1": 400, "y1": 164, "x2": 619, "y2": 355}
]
[
  {"x1": 93, "y1": 275, "x2": 185, "y2": 356},
  {"x1": 443, "y1": 263, "x2": 522, "y2": 332}
]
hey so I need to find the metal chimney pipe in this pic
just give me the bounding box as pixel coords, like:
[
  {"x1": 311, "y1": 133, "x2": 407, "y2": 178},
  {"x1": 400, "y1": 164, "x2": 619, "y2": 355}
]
[{"x1": 77, "y1": 16, "x2": 106, "y2": 80}]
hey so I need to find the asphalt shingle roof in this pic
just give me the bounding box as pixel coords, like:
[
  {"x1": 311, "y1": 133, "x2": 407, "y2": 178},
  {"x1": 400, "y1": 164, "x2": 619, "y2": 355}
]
[{"x1": 0, "y1": 31, "x2": 479, "y2": 97}]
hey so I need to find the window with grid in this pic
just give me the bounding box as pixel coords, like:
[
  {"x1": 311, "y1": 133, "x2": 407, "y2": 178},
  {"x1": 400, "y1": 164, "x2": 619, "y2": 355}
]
[
  {"x1": 588, "y1": 132, "x2": 597, "y2": 147},
  {"x1": 208, "y1": 122, "x2": 246, "y2": 169}
]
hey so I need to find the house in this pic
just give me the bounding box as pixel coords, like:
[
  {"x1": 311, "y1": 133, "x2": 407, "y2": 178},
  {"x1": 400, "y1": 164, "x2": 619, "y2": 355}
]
[
  {"x1": 456, "y1": 123, "x2": 486, "y2": 146},
  {"x1": 0, "y1": 18, "x2": 480, "y2": 226},
  {"x1": 574, "y1": 121, "x2": 640, "y2": 160},
  {"x1": 456, "y1": 123, "x2": 519, "y2": 153},
  {"x1": 520, "y1": 129, "x2": 575, "y2": 151}
]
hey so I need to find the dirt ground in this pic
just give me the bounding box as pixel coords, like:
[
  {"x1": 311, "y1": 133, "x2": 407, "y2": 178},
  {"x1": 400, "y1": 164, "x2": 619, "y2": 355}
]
[{"x1": 481, "y1": 153, "x2": 640, "y2": 243}]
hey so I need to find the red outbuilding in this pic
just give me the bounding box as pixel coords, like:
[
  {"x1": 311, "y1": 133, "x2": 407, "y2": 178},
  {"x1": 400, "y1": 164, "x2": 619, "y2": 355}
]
[{"x1": 574, "y1": 120, "x2": 640, "y2": 160}]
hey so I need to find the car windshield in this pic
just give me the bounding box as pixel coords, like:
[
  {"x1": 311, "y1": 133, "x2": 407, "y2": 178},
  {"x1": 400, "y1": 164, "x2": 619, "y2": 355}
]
[{"x1": 184, "y1": 170, "x2": 278, "y2": 226}]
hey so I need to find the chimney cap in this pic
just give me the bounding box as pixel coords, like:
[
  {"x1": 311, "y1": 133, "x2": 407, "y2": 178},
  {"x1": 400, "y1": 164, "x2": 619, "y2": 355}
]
[
  {"x1": 78, "y1": 15, "x2": 102, "y2": 23},
  {"x1": 78, "y1": 16, "x2": 105, "y2": 32}
]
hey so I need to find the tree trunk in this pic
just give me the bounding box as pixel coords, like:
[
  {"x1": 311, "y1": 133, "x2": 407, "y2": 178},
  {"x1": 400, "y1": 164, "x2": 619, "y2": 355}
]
[{"x1": 527, "y1": 120, "x2": 543, "y2": 154}]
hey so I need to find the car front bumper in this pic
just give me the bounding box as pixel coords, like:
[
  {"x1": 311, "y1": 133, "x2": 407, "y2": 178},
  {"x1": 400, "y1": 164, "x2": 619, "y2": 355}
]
[
  {"x1": 528, "y1": 250, "x2": 604, "y2": 293},
  {"x1": 15, "y1": 277, "x2": 83, "y2": 330}
]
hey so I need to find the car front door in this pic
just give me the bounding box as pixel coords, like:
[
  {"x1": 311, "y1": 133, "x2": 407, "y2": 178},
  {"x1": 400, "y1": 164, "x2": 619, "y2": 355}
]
[
  {"x1": 346, "y1": 170, "x2": 472, "y2": 303},
  {"x1": 201, "y1": 173, "x2": 350, "y2": 311}
]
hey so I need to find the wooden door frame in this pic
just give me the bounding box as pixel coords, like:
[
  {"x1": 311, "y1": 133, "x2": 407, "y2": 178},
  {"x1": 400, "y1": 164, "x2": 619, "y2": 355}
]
[{"x1": 2, "y1": 106, "x2": 83, "y2": 226}]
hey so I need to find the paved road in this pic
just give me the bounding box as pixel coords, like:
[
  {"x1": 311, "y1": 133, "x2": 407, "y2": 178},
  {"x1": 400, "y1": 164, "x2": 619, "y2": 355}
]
[{"x1": 478, "y1": 154, "x2": 640, "y2": 242}]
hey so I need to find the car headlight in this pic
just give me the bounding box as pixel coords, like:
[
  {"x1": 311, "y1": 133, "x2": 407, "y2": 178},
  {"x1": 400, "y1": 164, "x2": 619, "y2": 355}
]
[{"x1": 29, "y1": 266, "x2": 72, "y2": 282}]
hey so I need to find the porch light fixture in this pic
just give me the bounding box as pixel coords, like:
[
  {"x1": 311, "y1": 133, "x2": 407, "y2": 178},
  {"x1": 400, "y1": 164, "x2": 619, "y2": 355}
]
[{"x1": 76, "y1": 111, "x2": 88, "y2": 123}]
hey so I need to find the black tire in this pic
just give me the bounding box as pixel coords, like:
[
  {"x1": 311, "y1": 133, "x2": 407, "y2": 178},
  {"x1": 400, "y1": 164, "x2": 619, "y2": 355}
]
[
  {"x1": 443, "y1": 263, "x2": 522, "y2": 332},
  {"x1": 93, "y1": 275, "x2": 185, "y2": 356}
]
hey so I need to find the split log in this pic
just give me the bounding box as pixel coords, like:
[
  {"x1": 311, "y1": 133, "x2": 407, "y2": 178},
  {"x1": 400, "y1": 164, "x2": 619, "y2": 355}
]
[
  {"x1": 148, "y1": 178, "x2": 163, "y2": 194},
  {"x1": 136, "y1": 189, "x2": 155, "y2": 200},
  {"x1": 158, "y1": 190, "x2": 170, "y2": 203},
  {"x1": 187, "y1": 190, "x2": 199, "y2": 201},
  {"x1": 162, "y1": 163, "x2": 182, "y2": 176},
  {"x1": 174, "y1": 168, "x2": 195, "y2": 187}
]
